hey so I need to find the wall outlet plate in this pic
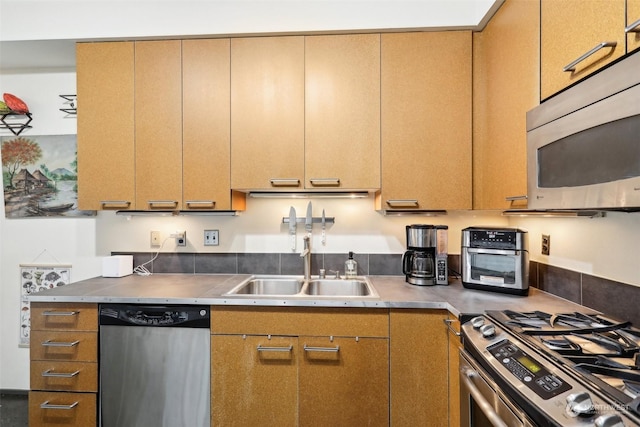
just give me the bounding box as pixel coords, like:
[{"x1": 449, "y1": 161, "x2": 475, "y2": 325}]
[
  {"x1": 204, "y1": 230, "x2": 219, "y2": 246},
  {"x1": 542, "y1": 234, "x2": 550, "y2": 255},
  {"x1": 150, "y1": 230, "x2": 161, "y2": 247}
]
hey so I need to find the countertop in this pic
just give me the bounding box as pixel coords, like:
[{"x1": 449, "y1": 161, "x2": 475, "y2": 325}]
[{"x1": 28, "y1": 274, "x2": 587, "y2": 317}]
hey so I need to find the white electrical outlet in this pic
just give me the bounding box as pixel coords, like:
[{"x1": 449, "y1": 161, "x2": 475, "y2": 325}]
[
  {"x1": 204, "y1": 230, "x2": 219, "y2": 246},
  {"x1": 150, "y1": 230, "x2": 161, "y2": 246}
]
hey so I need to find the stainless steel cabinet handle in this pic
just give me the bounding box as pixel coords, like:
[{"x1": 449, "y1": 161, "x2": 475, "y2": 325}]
[
  {"x1": 563, "y1": 42, "x2": 617, "y2": 72},
  {"x1": 42, "y1": 340, "x2": 80, "y2": 347},
  {"x1": 461, "y1": 369, "x2": 509, "y2": 427},
  {"x1": 309, "y1": 178, "x2": 340, "y2": 187},
  {"x1": 40, "y1": 401, "x2": 79, "y2": 410},
  {"x1": 386, "y1": 199, "x2": 419, "y2": 208},
  {"x1": 147, "y1": 200, "x2": 178, "y2": 208},
  {"x1": 257, "y1": 344, "x2": 293, "y2": 352},
  {"x1": 42, "y1": 369, "x2": 80, "y2": 378},
  {"x1": 42, "y1": 311, "x2": 78, "y2": 317},
  {"x1": 303, "y1": 344, "x2": 340, "y2": 352},
  {"x1": 626, "y1": 17, "x2": 640, "y2": 33},
  {"x1": 270, "y1": 178, "x2": 301, "y2": 187},
  {"x1": 443, "y1": 319, "x2": 461, "y2": 337},
  {"x1": 505, "y1": 195, "x2": 528, "y2": 202},
  {"x1": 185, "y1": 200, "x2": 215, "y2": 208},
  {"x1": 100, "y1": 200, "x2": 131, "y2": 207}
]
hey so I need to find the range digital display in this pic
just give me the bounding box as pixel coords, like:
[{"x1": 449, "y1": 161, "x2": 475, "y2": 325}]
[{"x1": 517, "y1": 355, "x2": 542, "y2": 374}]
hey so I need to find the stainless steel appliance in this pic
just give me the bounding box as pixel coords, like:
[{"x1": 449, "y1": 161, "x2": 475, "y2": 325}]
[
  {"x1": 99, "y1": 304, "x2": 210, "y2": 427},
  {"x1": 461, "y1": 227, "x2": 529, "y2": 296},
  {"x1": 527, "y1": 50, "x2": 640, "y2": 211},
  {"x1": 402, "y1": 224, "x2": 448, "y2": 286},
  {"x1": 460, "y1": 310, "x2": 640, "y2": 427}
]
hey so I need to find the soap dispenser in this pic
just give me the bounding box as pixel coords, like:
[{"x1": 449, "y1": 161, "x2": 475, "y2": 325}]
[{"x1": 345, "y1": 252, "x2": 358, "y2": 278}]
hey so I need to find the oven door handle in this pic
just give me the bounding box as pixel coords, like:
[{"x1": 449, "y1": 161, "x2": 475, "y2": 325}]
[
  {"x1": 466, "y1": 247, "x2": 519, "y2": 256},
  {"x1": 461, "y1": 367, "x2": 509, "y2": 427}
]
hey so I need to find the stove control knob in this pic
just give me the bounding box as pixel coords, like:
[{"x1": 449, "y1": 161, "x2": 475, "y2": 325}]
[
  {"x1": 595, "y1": 414, "x2": 625, "y2": 427},
  {"x1": 566, "y1": 392, "x2": 595, "y2": 417},
  {"x1": 470, "y1": 316, "x2": 485, "y2": 328},
  {"x1": 480, "y1": 324, "x2": 496, "y2": 338}
]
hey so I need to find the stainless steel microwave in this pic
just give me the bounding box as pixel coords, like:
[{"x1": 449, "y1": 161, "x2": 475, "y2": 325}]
[{"x1": 526, "y1": 50, "x2": 640, "y2": 210}]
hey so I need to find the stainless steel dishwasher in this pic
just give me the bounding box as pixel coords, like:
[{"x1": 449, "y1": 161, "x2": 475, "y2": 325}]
[{"x1": 99, "y1": 304, "x2": 210, "y2": 427}]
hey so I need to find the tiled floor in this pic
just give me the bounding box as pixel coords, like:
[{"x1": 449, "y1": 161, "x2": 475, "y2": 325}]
[{"x1": 0, "y1": 393, "x2": 28, "y2": 427}]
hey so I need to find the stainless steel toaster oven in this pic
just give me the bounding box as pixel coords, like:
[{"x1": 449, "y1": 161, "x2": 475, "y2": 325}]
[{"x1": 461, "y1": 227, "x2": 529, "y2": 296}]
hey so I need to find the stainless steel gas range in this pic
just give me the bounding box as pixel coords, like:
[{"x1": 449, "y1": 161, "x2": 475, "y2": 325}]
[{"x1": 460, "y1": 310, "x2": 640, "y2": 427}]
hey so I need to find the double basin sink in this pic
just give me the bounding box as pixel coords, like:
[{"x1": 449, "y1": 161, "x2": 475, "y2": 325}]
[{"x1": 224, "y1": 275, "x2": 380, "y2": 299}]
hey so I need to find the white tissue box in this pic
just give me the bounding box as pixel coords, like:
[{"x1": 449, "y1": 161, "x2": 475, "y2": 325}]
[{"x1": 102, "y1": 255, "x2": 133, "y2": 277}]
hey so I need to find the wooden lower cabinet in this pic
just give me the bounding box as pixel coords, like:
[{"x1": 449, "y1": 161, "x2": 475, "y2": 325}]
[
  {"x1": 29, "y1": 303, "x2": 98, "y2": 427},
  {"x1": 446, "y1": 314, "x2": 462, "y2": 427},
  {"x1": 390, "y1": 309, "x2": 449, "y2": 427}
]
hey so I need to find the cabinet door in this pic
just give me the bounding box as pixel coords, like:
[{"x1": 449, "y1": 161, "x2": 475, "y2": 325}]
[
  {"x1": 298, "y1": 336, "x2": 389, "y2": 426},
  {"x1": 134, "y1": 40, "x2": 183, "y2": 210},
  {"x1": 230, "y1": 36, "x2": 305, "y2": 190},
  {"x1": 211, "y1": 335, "x2": 298, "y2": 427},
  {"x1": 541, "y1": 0, "x2": 625, "y2": 100},
  {"x1": 390, "y1": 309, "x2": 448, "y2": 427},
  {"x1": 77, "y1": 42, "x2": 135, "y2": 211},
  {"x1": 305, "y1": 34, "x2": 381, "y2": 190},
  {"x1": 182, "y1": 39, "x2": 235, "y2": 210},
  {"x1": 380, "y1": 32, "x2": 471, "y2": 211},
  {"x1": 629, "y1": 0, "x2": 640, "y2": 53},
  {"x1": 472, "y1": 0, "x2": 539, "y2": 210}
]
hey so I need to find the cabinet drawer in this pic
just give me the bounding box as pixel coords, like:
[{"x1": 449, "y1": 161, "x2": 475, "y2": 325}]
[
  {"x1": 30, "y1": 331, "x2": 97, "y2": 362},
  {"x1": 29, "y1": 391, "x2": 96, "y2": 427},
  {"x1": 31, "y1": 303, "x2": 97, "y2": 331},
  {"x1": 31, "y1": 361, "x2": 97, "y2": 392},
  {"x1": 211, "y1": 307, "x2": 389, "y2": 337}
]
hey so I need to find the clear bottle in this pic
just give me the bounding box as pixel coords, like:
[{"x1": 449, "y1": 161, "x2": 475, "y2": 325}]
[{"x1": 345, "y1": 251, "x2": 358, "y2": 278}]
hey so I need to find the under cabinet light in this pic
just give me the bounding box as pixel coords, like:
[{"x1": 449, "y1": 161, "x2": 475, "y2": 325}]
[{"x1": 502, "y1": 210, "x2": 606, "y2": 218}]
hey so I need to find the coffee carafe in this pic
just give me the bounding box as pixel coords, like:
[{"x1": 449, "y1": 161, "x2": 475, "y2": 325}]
[{"x1": 402, "y1": 224, "x2": 448, "y2": 286}]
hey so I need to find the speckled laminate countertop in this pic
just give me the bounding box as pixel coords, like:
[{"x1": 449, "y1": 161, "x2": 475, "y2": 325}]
[{"x1": 28, "y1": 274, "x2": 586, "y2": 317}]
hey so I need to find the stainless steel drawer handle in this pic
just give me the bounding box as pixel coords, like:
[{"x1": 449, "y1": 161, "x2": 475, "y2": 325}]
[
  {"x1": 100, "y1": 200, "x2": 131, "y2": 207},
  {"x1": 42, "y1": 340, "x2": 80, "y2": 347},
  {"x1": 185, "y1": 200, "x2": 215, "y2": 208},
  {"x1": 40, "y1": 401, "x2": 79, "y2": 410},
  {"x1": 42, "y1": 311, "x2": 78, "y2": 317},
  {"x1": 443, "y1": 319, "x2": 461, "y2": 337},
  {"x1": 505, "y1": 195, "x2": 527, "y2": 202},
  {"x1": 257, "y1": 344, "x2": 293, "y2": 352},
  {"x1": 386, "y1": 199, "x2": 419, "y2": 208},
  {"x1": 626, "y1": 17, "x2": 640, "y2": 33},
  {"x1": 303, "y1": 344, "x2": 340, "y2": 353},
  {"x1": 270, "y1": 178, "x2": 301, "y2": 187},
  {"x1": 147, "y1": 200, "x2": 178, "y2": 207},
  {"x1": 461, "y1": 369, "x2": 509, "y2": 427},
  {"x1": 563, "y1": 41, "x2": 617, "y2": 72},
  {"x1": 42, "y1": 369, "x2": 80, "y2": 378},
  {"x1": 309, "y1": 178, "x2": 340, "y2": 187}
]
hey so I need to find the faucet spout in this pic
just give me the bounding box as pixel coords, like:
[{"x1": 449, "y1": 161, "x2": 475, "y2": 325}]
[{"x1": 300, "y1": 236, "x2": 311, "y2": 280}]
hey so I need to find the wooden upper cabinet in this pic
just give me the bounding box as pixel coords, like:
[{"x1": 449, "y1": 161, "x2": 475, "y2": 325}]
[
  {"x1": 541, "y1": 0, "x2": 626, "y2": 100},
  {"x1": 629, "y1": 0, "x2": 640, "y2": 53},
  {"x1": 473, "y1": 0, "x2": 540, "y2": 210},
  {"x1": 134, "y1": 40, "x2": 183, "y2": 210},
  {"x1": 77, "y1": 42, "x2": 135, "y2": 211},
  {"x1": 305, "y1": 34, "x2": 381, "y2": 190},
  {"x1": 182, "y1": 39, "x2": 236, "y2": 210},
  {"x1": 379, "y1": 32, "x2": 472, "y2": 211},
  {"x1": 230, "y1": 36, "x2": 305, "y2": 191}
]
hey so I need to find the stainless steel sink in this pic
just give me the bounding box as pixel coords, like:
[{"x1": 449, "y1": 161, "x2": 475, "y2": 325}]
[
  {"x1": 224, "y1": 276, "x2": 304, "y2": 296},
  {"x1": 223, "y1": 275, "x2": 379, "y2": 299},
  {"x1": 306, "y1": 279, "x2": 372, "y2": 296}
]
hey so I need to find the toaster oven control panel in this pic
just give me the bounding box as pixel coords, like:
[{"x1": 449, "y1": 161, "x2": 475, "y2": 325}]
[
  {"x1": 488, "y1": 339, "x2": 572, "y2": 399},
  {"x1": 467, "y1": 229, "x2": 521, "y2": 250}
]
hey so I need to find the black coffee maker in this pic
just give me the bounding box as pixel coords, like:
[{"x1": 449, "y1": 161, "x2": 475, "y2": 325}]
[{"x1": 402, "y1": 224, "x2": 448, "y2": 286}]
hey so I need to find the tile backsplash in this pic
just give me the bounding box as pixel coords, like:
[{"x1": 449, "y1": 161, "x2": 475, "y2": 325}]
[{"x1": 115, "y1": 251, "x2": 639, "y2": 326}]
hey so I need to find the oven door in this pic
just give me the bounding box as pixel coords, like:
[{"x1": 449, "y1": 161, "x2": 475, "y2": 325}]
[
  {"x1": 462, "y1": 248, "x2": 528, "y2": 292},
  {"x1": 460, "y1": 350, "x2": 535, "y2": 427}
]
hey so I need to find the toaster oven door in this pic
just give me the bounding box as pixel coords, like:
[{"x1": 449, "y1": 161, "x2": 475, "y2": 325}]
[{"x1": 462, "y1": 248, "x2": 528, "y2": 293}]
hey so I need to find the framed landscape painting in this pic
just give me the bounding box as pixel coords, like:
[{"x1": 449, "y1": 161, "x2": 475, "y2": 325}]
[{"x1": 1, "y1": 134, "x2": 95, "y2": 218}]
